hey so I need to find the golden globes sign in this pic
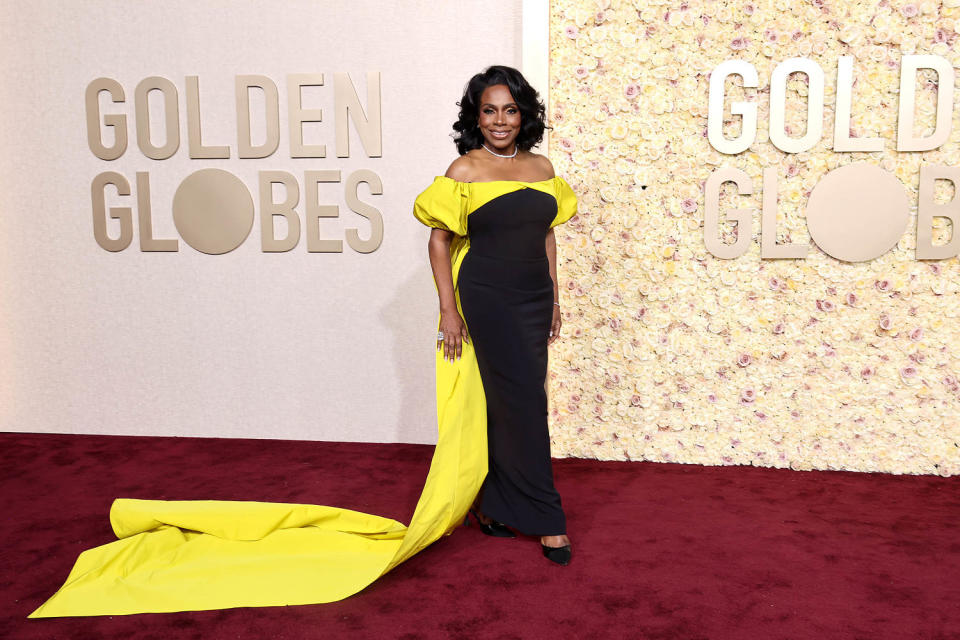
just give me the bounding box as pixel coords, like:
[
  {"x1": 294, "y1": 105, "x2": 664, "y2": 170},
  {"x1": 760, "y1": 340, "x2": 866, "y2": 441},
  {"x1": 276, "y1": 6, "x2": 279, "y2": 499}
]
[
  {"x1": 704, "y1": 55, "x2": 959, "y2": 262},
  {"x1": 85, "y1": 73, "x2": 383, "y2": 254}
]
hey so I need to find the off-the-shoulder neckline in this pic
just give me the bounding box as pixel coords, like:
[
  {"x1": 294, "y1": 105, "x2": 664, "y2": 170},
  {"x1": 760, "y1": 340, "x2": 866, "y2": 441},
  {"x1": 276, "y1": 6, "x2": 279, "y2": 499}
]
[{"x1": 434, "y1": 175, "x2": 557, "y2": 185}]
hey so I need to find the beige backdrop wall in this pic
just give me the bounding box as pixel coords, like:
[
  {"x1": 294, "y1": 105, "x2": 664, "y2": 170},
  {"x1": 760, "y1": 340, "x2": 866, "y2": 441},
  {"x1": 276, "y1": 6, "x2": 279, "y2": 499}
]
[
  {"x1": 546, "y1": 0, "x2": 959, "y2": 475},
  {"x1": 0, "y1": 0, "x2": 522, "y2": 444}
]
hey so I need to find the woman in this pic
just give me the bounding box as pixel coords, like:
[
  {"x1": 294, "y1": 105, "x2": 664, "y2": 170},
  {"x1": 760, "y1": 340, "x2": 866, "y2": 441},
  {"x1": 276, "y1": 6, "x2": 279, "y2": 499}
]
[
  {"x1": 30, "y1": 66, "x2": 577, "y2": 618},
  {"x1": 413, "y1": 65, "x2": 578, "y2": 565}
]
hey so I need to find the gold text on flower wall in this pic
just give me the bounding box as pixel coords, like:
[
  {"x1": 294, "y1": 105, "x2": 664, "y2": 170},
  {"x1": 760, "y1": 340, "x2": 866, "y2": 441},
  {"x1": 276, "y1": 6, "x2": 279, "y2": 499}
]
[{"x1": 704, "y1": 55, "x2": 958, "y2": 262}]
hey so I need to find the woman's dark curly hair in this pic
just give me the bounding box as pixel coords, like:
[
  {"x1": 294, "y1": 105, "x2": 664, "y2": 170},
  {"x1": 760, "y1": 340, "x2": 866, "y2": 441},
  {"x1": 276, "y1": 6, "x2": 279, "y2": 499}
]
[{"x1": 452, "y1": 65, "x2": 549, "y2": 155}]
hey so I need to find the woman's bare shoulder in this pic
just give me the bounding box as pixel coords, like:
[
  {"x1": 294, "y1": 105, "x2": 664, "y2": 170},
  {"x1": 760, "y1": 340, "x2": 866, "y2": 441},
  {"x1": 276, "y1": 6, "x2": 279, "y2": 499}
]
[
  {"x1": 525, "y1": 151, "x2": 556, "y2": 180},
  {"x1": 444, "y1": 155, "x2": 478, "y2": 181}
]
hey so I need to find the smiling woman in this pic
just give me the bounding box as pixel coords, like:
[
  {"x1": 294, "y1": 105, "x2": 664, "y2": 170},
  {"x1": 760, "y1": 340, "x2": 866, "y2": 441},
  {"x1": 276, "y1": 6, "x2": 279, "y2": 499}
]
[
  {"x1": 29, "y1": 66, "x2": 579, "y2": 616},
  {"x1": 415, "y1": 65, "x2": 579, "y2": 566},
  {"x1": 451, "y1": 66, "x2": 549, "y2": 162},
  {"x1": 477, "y1": 86, "x2": 522, "y2": 150}
]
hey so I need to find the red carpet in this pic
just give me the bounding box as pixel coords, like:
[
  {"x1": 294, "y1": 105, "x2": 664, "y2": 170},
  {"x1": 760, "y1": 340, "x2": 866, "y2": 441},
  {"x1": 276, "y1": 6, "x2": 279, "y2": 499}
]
[{"x1": 3, "y1": 432, "x2": 958, "y2": 639}]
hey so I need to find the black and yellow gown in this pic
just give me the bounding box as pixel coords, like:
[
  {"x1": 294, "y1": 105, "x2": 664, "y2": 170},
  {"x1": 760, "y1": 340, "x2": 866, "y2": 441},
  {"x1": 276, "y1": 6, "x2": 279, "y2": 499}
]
[
  {"x1": 28, "y1": 176, "x2": 577, "y2": 618},
  {"x1": 415, "y1": 176, "x2": 579, "y2": 536}
]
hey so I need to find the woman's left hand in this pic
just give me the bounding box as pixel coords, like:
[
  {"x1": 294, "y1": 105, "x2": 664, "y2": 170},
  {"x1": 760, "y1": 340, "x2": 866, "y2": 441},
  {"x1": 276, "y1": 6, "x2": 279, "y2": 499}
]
[{"x1": 548, "y1": 304, "x2": 561, "y2": 345}]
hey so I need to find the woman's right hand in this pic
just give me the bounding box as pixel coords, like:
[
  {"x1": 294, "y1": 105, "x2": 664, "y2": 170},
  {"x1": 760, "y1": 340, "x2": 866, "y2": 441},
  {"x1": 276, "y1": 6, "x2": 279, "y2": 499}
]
[{"x1": 437, "y1": 308, "x2": 470, "y2": 362}]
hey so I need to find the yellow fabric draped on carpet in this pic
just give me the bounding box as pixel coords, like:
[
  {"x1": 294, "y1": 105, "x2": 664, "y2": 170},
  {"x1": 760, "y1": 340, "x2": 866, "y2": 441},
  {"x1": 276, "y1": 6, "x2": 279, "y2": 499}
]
[{"x1": 29, "y1": 176, "x2": 577, "y2": 618}]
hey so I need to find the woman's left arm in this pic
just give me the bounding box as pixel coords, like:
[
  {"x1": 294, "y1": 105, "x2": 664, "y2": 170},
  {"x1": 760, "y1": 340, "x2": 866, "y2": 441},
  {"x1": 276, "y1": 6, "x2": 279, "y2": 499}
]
[{"x1": 546, "y1": 228, "x2": 561, "y2": 345}]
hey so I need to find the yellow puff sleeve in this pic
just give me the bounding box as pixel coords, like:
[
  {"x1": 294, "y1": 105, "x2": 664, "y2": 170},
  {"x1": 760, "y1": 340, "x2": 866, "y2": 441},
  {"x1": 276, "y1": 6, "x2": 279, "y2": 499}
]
[
  {"x1": 550, "y1": 176, "x2": 579, "y2": 229},
  {"x1": 413, "y1": 177, "x2": 468, "y2": 236}
]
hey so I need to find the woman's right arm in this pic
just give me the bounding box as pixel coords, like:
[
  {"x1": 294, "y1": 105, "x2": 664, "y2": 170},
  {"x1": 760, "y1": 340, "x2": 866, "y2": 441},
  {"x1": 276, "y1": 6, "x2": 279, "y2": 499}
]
[
  {"x1": 425, "y1": 155, "x2": 475, "y2": 362},
  {"x1": 428, "y1": 228, "x2": 469, "y2": 362}
]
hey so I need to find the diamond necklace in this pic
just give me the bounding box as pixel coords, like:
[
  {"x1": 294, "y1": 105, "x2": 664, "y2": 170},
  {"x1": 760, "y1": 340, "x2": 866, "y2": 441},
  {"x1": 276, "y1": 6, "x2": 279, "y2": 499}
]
[{"x1": 481, "y1": 143, "x2": 518, "y2": 158}]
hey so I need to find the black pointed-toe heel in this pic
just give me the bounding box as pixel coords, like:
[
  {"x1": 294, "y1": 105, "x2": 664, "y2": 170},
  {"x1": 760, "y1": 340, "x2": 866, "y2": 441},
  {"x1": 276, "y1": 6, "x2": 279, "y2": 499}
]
[
  {"x1": 541, "y1": 543, "x2": 572, "y2": 566},
  {"x1": 464, "y1": 509, "x2": 517, "y2": 538}
]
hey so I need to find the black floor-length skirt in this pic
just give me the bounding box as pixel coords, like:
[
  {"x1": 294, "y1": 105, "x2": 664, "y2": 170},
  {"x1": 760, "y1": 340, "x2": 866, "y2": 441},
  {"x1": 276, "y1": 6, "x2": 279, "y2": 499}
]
[{"x1": 456, "y1": 187, "x2": 567, "y2": 536}]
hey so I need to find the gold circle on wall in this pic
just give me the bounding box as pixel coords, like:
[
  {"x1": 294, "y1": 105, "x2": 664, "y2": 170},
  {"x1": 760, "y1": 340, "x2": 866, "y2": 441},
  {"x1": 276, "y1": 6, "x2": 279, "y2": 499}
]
[
  {"x1": 172, "y1": 169, "x2": 254, "y2": 254},
  {"x1": 806, "y1": 162, "x2": 910, "y2": 263}
]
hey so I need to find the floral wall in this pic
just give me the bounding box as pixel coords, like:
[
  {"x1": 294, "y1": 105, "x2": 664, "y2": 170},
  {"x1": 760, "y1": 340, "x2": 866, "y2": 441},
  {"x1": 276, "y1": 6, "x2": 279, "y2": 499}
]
[{"x1": 546, "y1": 0, "x2": 960, "y2": 475}]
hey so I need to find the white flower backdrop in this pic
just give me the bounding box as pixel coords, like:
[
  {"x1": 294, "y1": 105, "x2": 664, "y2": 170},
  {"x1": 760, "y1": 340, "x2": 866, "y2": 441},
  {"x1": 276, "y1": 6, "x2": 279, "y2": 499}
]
[{"x1": 546, "y1": 0, "x2": 959, "y2": 475}]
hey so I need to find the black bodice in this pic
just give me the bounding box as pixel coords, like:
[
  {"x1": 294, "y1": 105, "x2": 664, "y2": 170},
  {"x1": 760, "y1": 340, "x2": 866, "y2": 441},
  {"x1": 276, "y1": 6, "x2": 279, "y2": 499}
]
[{"x1": 467, "y1": 189, "x2": 558, "y2": 260}]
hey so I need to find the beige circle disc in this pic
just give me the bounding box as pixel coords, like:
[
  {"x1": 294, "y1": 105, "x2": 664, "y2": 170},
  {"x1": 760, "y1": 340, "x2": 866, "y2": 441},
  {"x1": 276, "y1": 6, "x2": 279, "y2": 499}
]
[
  {"x1": 806, "y1": 162, "x2": 909, "y2": 262},
  {"x1": 172, "y1": 169, "x2": 254, "y2": 254}
]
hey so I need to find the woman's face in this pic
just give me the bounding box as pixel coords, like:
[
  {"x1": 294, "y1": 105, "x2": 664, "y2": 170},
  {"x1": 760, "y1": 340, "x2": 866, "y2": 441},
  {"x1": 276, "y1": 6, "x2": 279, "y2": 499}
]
[{"x1": 477, "y1": 84, "x2": 521, "y2": 153}]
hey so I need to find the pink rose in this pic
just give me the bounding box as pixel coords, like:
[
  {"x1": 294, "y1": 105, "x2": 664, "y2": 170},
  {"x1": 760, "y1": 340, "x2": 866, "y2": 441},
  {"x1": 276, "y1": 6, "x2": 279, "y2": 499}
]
[
  {"x1": 565, "y1": 25, "x2": 579, "y2": 39},
  {"x1": 740, "y1": 388, "x2": 756, "y2": 404},
  {"x1": 737, "y1": 353, "x2": 752, "y2": 367}
]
